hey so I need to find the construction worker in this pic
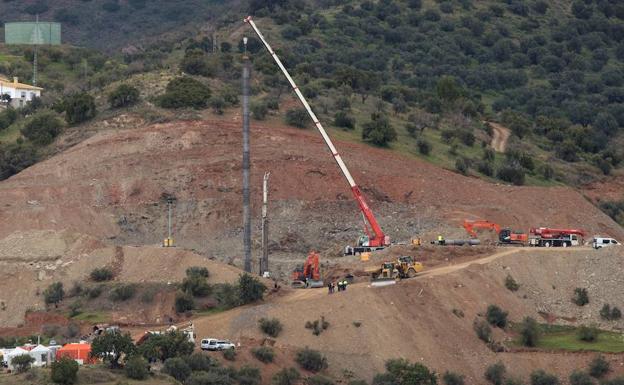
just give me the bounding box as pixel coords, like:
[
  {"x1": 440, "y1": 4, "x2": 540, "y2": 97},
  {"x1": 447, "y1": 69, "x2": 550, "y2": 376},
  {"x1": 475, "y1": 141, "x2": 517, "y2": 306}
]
[
  {"x1": 438, "y1": 234, "x2": 445, "y2": 245},
  {"x1": 341, "y1": 280, "x2": 348, "y2": 291}
]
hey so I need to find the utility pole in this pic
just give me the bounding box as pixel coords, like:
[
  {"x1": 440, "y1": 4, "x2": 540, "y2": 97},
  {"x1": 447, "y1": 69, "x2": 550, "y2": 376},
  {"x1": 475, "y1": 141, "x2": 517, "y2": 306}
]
[
  {"x1": 242, "y1": 37, "x2": 252, "y2": 273},
  {"x1": 164, "y1": 197, "x2": 175, "y2": 247},
  {"x1": 260, "y1": 172, "x2": 270, "y2": 276}
]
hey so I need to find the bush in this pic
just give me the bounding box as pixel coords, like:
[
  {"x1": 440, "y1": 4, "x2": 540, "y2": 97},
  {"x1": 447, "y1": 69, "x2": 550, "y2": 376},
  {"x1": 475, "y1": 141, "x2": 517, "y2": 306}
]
[
  {"x1": 251, "y1": 346, "x2": 274, "y2": 363},
  {"x1": 383, "y1": 359, "x2": 437, "y2": 385},
  {"x1": 109, "y1": 84, "x2": 140, "y2": 108},
  {"x1": 504, "y1": 275, "x2": 519, "y2": 291},
  {"x1": 238, "y1": 366, "x2": 262, "y2": 385},
  {"x1": 443, "y1": 371, "x2": 465, "y2": 385},
  {"x1": 91, "y1": 331, "x2": 136, "y2": 368},
  {"x1": 0, "y1": 108, "x2": 17, "y2": 130},
  {"x1": 187, "y1": 352, "x2": 213, "y2": 372},
  {"x1": 21, "y1": 111, "x2": 63, "y2": 146},
  {"x1": 569, "y1": 371, "x2": 593, "y2": 385},
  {"x1": 63, "y1": 93, "x2": 97, "y2": 125},
  {"x1": 485, "y1": 362, "x2": 506, "y2": 385},
  {"x1": 589, "y1": 355, "x2": 610, "y2": 378},
  {"x1": 578, "y1": 325, "x2": 599, "y2": 342},
  {"x1": 477, "y1": 161, "x2": 494, "y2": 176},
  {"x1": 223, "y1": 348, "x2": 237, "y2": 361},
  {"x1": 163, "y1": 357, "x2": 191, "y2": 381},
  {"x1": 612, "y1": 307, "x2": 622, "y2": 320},
  {"x1": 285, "y1": 108, "x2": 309, "y2": 128},
  {"x1": 252, "y1": 102, "x2": 269, "y2": 120},
  {"x1": 182, "y1": 275, "x2": 211, "y2": 297},
  {"x1": 305, "y1": 316, "x2": 330, "y2": 336},
  {"x1": 125, "y1": 355, "x2": 149, "y2": 380},
  {"x1": 455, "y1": 158, "x2": 469, "y2": 175},
  {"x1": 90, "y1": 267, "x2": 114, "y2": 282},
  {"x1": 600, "y1": 304, "x2": 621, "y2": 320},
  {"x1": 51, "y1": 356, "x2": 79, "y2": 384},
  {"x1": 486, "y1": 305, "x2": 508, "y2": 328},
  {"x1": 473, "y1": 318, "x2": 492, "y2": 342},
  {"x1": 138, "y1": 330, "x2": 193, "y2": 362},
  {"x1": 109, "y1": 284, "x2": 136, "y2": 301},
  {"x1": 175, "y1": 291, "x2": 194, "y2": 313},
  {"x1": 362, "y1": 113, "x2": 397, "y2": 146},
  {"x1": 11, "y1": 354, "x2": 34, "y2": 373},
  {"x1": 273, "y1": 368, "x2": 301, "y2": 385},
  {"x1": 187, "y1": 371, "x2": 233, "y2": 385},
  {"x1": 157, "y1": 77, "x2": 211, "y2": 109},
  {"x1": 308, "y1": 375, "x2": 335, "y2": 385},
  {"x1": 295, "y1": 348, "x2": 327, "y2": 372},
  {"x1": 259, "y1": 317, "x2": 283, "y2": 338},
  {"x1": 87, "y1": 285, "x2": 103, "y2": 299},
  {"x1": 417, "y1": 139, "x2": 432, "y2": 155},
  {"x1": 238, "y1": 273, "x2": 267, "y2": 304},
  {"x1": 573, "y1": 288, "x2": 589, "y2": 306},
  {"x1": 334, "y1": 111, "x2": 355, "y2": 130},
  {"x1": 180, "y1": 50, "x2": 213, "y2": 77},
  {"x1": 530, "y1": 370, "x2": 559, "y2": 385},
  {"x1": 497, "y1": 164, "x2": 525, "y2": 185},
  {"x1": 44, "y1": 282, "x2": 64, "y2": 305},
  {"x1": 519, "y1": 317, "x2": 540, "y2": 347},
  {"x1": 186, "y1": 266, "x2": 209, "y2": 278}
]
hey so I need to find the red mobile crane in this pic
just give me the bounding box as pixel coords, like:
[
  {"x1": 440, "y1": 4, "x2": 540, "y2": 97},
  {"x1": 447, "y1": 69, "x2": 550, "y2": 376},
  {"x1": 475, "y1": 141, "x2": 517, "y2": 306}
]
[
  {"x1": 245, "y1": 17, "x2": 390, "y2": 256},
  {"x1": 529, "y1": 227, "x2": 585, "y2": 247}
]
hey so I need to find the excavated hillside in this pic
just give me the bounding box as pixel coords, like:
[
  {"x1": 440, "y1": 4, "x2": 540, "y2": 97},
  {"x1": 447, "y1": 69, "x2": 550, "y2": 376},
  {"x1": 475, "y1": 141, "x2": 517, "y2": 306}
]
[
  {"x1": 0, "y1": 118, "x2": 621, "y2": 279},
  {"x1": 192, "y1": 248, "x2": 624, "y2": 384}
]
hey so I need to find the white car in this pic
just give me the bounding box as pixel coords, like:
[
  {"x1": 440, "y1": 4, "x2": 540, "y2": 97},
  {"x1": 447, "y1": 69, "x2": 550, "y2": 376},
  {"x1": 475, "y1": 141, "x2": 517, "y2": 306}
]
[
  {"x1": 200, "y1": 338, "x2": 235, "y2": 351},
  {"x1": 593, "y1": 237, "x2": 620, "y2": 249}
]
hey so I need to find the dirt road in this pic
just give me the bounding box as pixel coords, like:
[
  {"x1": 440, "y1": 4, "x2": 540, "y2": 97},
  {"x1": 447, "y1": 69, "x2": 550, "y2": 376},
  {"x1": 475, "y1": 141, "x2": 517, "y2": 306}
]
[{"x1": 488, "y1": 121, "x2": 511, "y2": 152}]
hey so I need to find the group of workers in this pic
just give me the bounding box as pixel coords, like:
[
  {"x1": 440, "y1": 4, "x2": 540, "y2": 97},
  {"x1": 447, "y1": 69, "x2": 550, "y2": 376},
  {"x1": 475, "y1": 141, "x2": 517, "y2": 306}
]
[{"x1": 327, "y1": 280, "x2": 349, "y2": 294}]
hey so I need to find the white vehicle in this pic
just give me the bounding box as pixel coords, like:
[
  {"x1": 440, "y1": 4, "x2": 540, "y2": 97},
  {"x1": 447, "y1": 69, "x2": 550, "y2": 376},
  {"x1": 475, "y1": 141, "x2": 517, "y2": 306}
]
[
  {"x1": 200, "y1": 338, "x2": 235, "y2": 351},
  {"x1": 593, "y1": 237, "x2": 620, "y2": 249}
]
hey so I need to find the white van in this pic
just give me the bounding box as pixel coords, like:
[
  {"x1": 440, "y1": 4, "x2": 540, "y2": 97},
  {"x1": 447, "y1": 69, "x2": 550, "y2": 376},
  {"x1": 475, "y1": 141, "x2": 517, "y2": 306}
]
[
  {"x1": 200, "y1": 338, "x2": 235, "y2": 351},
  {"x1": 593, "y1": 237, "x2": 620, "y2": 249}
]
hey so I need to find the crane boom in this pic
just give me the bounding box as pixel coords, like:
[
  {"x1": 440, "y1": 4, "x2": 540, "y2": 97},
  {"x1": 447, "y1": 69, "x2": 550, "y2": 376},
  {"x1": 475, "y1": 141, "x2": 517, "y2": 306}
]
[{"x1": 245, "y1": 16, "x2": 389, "y2": 248}]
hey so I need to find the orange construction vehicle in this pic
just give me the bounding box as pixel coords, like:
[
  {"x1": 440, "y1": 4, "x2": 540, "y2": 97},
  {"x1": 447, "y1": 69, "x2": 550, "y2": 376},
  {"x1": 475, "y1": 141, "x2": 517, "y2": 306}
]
[
  {"x1": 463, "y1": 220, "x2": 528, "y2": 245},
  {"x1": 292, "y1": 251, "x2": 324, "y2": 288}
]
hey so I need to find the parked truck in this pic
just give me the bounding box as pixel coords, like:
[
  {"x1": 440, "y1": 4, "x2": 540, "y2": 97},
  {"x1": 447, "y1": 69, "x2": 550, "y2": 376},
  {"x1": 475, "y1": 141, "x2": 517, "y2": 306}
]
[{"x1": 529, "y1": 227, "x2": 585, "y2": 247}]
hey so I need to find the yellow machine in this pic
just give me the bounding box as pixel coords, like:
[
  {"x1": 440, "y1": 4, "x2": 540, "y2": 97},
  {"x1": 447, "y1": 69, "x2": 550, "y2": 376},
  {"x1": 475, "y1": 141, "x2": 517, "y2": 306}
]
[{"x1": 367, "y1": 256, "x2": 424, "y2": 281}]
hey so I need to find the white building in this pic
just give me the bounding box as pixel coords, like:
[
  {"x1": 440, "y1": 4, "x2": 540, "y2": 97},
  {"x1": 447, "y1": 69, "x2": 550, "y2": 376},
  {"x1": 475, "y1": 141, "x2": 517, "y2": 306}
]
[{"x1": 0, "y1": 76, "x2": 43, "y2": 108}]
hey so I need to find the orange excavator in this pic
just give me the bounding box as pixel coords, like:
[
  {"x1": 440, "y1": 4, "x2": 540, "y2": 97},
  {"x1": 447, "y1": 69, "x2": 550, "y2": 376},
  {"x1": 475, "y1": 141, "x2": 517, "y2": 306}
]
[
  {"x1": 463, "y1": 220, "x2": 528, "y2": 245},
  {"x1": 292, "y1": 251, "x2": 324, "y2": 288}
]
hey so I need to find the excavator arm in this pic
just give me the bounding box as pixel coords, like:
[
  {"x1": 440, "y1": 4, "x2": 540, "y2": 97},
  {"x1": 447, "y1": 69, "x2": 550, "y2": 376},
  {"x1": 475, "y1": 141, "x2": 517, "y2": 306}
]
[
  {"x1": 463, "y1": 220, "x2": 501, "y2": 238},
  {"x1": 245, "y1": 17, "x2": 389, "y2": 248}
]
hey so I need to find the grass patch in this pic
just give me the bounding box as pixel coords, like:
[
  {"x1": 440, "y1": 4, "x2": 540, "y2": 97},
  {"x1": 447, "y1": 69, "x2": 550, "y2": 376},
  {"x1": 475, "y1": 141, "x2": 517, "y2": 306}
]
[
  {"x1": 511, "y1": 323, "x2": 624, "y2": 353},
  {"x1": 71, "y1": 311, "x2": 110, "y2": 323}
]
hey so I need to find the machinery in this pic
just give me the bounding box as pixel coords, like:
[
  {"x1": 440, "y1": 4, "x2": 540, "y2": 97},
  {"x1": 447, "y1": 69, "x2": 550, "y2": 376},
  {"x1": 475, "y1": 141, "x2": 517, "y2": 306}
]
[
  {"x1": 462, "y1": 220, "x2": 528, "y2": 245},
  {"x1": 529, "y1": 227, "x2": 585, "y2": 247},
  {"x1": 292, "y1": 251, "x2": 324, "y2": 288},
  {"x1": 244, "y1": 17, "x2": 390, "y2": 256},
  {"x1": 367, "y1": 256, "x2": 424, "y2": 283}
]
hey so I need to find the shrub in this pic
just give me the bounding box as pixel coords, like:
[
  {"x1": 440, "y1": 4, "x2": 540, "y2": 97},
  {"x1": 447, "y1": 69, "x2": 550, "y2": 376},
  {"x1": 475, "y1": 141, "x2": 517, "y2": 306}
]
[
  {"x1": 285, "y1": 108, "x2": 309, "y2": 128},
  {"x1": 383, "y1": 359, "x2": 437, "y2": 385},
  {"x1": 163, "y1": 357, "x2": 191, "y2": 382},
  {"x1": 600, "y1": 304, "x2": 621, "y2": 321},
  {"x1": 182, "y1": 275, "x2": 211, "y2": 297},
  {"x1": 125, "y1": 355, "x2": 149, "y2": 380},
  {"x1": 485, "y1": 362, "x2": 506, "y2": 385},
  {"x1": 273, "y1": 368, "x2": 301, "y2": 385},
  {"x1": 90, "y1": 267, "x2": 114, "y2": 282},
  {"x1": 417, "y1": 139, "x2": 432, "y2": 155},
  {"x1": 238, "y1": 273, "x2": 267, "y2": 304},
  {"x1": 157, "y1": 77, "x2": 211, "y2": 109},
  {"x1": 109, "y1": 84, "x2": 140, "y2": 108},
  {"x1": 589, "y1": 355, "x2": 610, "y2": 378},
  {"x1": 497, "y1": 164, "x2": 525, "y2": 185},
  {"x1": 180, "y1": 50, "x2": 213, "y2": 77},
  {"x1": 477, "y1": 161, "x2": 494, "y2": 176},
  {"x1": 519, "y1": 317, "x2": 540, "y2": 347},
  {"x1": 530, "y1": 370, "x2": 559, "y2": 385},
  {"x1": 186, "y1": 266, "x2": 209, "y2": 278},
  {"x1": 252, "y1": 102, "x2": 269, "y2": 120},
  {"x1": 334, "y1": 111, "x2": 355, "y2": 130},
  {"x1": 44, "y1": 282, "x2": 64, "y2": 305},
  {"x1": 578, "y1": 325, "x2": 599, "y2": 342},
  {"x1": 21, "y1": 111, "x2": 63, "y2": 146},
  {"x1": 305, "y1": 316, "x2": 330, "y2": 336},
  {"x1": 109, "y1": 284, "x2": 136, "y2": 301},
  {"x1": 362, "y1": 113, "x2": 397, "y2": 146},
  {"x1": 187, "y1": 352, "x2": 213, "y2": 372},
  {"x1": 251, "y1": 346, "x2": 274, "y2": 363},
  {"x1": 612, "y1": 307, "x2": 622, "y2": 320},
  {"x1": 259, "y1": 317, "x2": 283, "y2": 338},
  {"x1": 486, "y1": 305, "x2": 508, "y2": 328},
  {"x1": 87, "y1": 285, "x2": 103, "y2": 299},
  {"x1": 138, "y1": 331, "x2": 193, "y2": 362},
  {"x1": 455, "y1": 158, "x2": 469, "y2": 175},
  {"x1": 238, "y1": 366, "x2": 262, "y2": 385},
  {"x1": 91, "y1": 331, "x2": 136, "y2": 368},
  {"x1": 504, "y1": 275, "x2": 519, "y2": 291},
  {"x1": 209, "y1": 96, "x2": 226, "y2": 114},
  {"x1": 63, "y1": 93, "x2": 97, "y2": 125},
  {"x1": 569, "y1": 371, "x2": 593, "y2": 385},
  {"x1": 295, "y1": 348, "x2": 327, "y2": 372},
  {"x1": 308, "y1": 375, "x2": 335, "y2": 385},
  {"x1": 443, "y1": 371, "x2": 465, "y2": 385},
  {"x1": 474, "y1": 318, "x2": 492, "y2": 342},
  {"x1": 187, "y1": 371, "x2": 233, "y2": 385},
  {"x1": 51, "y1": 356, "x2": 79, "y2": 384},
  {"x1": 175, "y1": 291, "x2": 194, "y2": 313},
  {"x1": 573, "y1": 288, "x2": 589, "y2": 306},
  {"x1": 223, "y1": 348, "x2": 237, "y2": 361},
  {"x1": 0, "y1": 108, "x2": 17, "y2": 130},
  {"x1": 214, "y1": 283, "x2": 240, "y2": 309},
  {"x1": 11, "y1": 354, "x2": 34, "y2": 373}
]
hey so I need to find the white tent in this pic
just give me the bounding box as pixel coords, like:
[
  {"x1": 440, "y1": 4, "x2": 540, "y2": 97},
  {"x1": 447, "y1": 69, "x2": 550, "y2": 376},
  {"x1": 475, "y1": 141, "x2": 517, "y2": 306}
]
[
  {"x1": 6, "y1": 347, "x2": 29, "y2": 370},
  {"x1": 29, "y1": 345, "x2": 51, "y2": 367}
]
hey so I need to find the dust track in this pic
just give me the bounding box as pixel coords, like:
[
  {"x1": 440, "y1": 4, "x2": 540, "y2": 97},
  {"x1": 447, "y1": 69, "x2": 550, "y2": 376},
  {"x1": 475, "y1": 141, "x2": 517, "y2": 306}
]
[{"x1": 488, "y1": 121, "x2": 511, "y2": 152}]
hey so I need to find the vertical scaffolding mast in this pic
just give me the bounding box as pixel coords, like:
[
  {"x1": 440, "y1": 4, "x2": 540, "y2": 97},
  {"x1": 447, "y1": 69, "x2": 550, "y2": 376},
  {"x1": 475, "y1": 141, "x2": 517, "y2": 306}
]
[{"x1": 242, "y1": 38, "x2": 252, "y2": 273}]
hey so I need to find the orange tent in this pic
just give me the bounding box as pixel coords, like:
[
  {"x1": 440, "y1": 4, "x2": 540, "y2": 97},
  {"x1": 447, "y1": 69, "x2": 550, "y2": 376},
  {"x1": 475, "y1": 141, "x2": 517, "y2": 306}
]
[{"x1": 56, "y1": 343, "x2": 97, "y2": 365}]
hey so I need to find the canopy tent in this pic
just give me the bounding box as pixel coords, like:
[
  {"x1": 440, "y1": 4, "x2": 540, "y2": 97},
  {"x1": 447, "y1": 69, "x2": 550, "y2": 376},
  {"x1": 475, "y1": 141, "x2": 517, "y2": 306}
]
[
  {"x1": 5, "y1": 347, "x2": 30, "y2": 370},
  {"x1": 30, "y1": 344, "x2": 51, "y2": 367},
  {"x1": 56, "y1": 343, "x2": 95, "y2": 365}
]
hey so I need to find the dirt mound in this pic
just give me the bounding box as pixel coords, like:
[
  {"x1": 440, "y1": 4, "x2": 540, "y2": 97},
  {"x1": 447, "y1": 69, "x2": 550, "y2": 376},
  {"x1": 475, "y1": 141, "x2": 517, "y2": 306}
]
[
  {"x1": 0, "y1": 118, "x2": 620, "y2": 279},
  {"x1": 192, "y1": 248, "x2": 624, "y2": 383}
]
